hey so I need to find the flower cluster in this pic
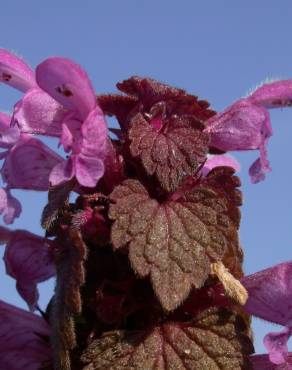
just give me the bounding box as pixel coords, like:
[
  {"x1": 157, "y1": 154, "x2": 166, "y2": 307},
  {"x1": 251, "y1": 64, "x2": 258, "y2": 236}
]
[{"x1": 0, "y1": 49, "x2": 291, "y2": 370}]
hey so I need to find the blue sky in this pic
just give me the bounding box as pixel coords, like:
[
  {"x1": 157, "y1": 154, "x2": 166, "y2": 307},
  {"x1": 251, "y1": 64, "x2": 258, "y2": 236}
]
[{"x1": 0, "y1": 0, "x2": 292, "y2": 354}]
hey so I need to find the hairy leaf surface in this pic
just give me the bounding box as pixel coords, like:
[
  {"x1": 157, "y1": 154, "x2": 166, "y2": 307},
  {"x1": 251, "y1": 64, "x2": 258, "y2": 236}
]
[
  {"x1": 129, "y1": 113, "x2": 210, "y2": 192},
  {"x1": 109, "y1": 169, "x2": 241, "y2": 311},
  {"x1": 81, "y1": 307, "x2": 253, "y2": 369},
  {"x1": 99, "y1": 77, "x2": 216, "y2": 191}
]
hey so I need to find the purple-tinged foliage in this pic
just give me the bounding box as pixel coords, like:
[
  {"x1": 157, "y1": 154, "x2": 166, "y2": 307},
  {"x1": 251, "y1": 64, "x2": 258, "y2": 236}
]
[
  {"x1": 109, "y1": 167, "x2": 241, "y2": 311},
  {"x1": 99, "y1": 77, "x2": 214, "y2": 192},
  {"x1": 82, "y1": 307, "x2": 253, "y2": 370},
  {"x1": 0, "y1": 48, "x2": 292, "y2": 369}
]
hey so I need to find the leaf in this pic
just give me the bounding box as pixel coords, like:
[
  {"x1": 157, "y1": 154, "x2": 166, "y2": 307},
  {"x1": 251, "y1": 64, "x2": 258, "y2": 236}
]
[
  {"x1": 109, "y1": 170, "x2": 241, "y2": 311},
  {"x1": 50, "y1": 229, "x2": 87, "y2": 370},
  {"x1": 129, "y1": 113, "x2": 210, "y2": 192},
  {"x1": 98, "y1": 77, "x2": 216, "y2": 192},
  {"x1": 116, "y1": 77, "x2": 216, "y2": 121},
  {"x1": 81, "y1": 306, "x2": 253, "y2": 369},
  {"x1": 97, "y1": 94, "x2": 138, "y2": 128},
  {"x1": 41, "y1": 180, "x2": 75, "y2": 235}
]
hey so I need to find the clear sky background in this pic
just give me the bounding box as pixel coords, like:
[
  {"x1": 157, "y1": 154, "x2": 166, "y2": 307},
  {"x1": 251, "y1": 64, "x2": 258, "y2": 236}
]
[{"x1": 0, "y1": 0, "x2": 291, "y2": 355}]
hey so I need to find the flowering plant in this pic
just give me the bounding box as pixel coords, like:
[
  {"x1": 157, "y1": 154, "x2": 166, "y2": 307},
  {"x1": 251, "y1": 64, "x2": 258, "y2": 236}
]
[{"x1": 0, "y1": 49, "x2": 291, "y2": 369}]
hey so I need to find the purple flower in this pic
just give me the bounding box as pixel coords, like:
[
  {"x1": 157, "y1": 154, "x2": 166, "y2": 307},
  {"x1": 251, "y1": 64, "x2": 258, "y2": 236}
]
[
  {"x1": 201, "y1": 154, "x2": 240, "y2": 177},
  {"x1": 0, "y1": 48, "x2": 36, "y2": 92},
  {"x1": 6, "y1": 50, "x2": 109, "y2": 187},
  {"x1": 0, "y1": 299, "x2": 51, "y2": 370},
  {"x1": 35, "y1": 57, "x2": 108, "y2": 187},
  {"x1": 0, "y1": 226, "x2": 56, "y2": 311},
  {"x1": 0, "y1": 133, "x2": 63, "y2": 224},
  {"x1": 242, "y1": 262, "x2": 292, "y2": 368},
  {"x1": 0, "y1": 49, "x2": 110, "y2": 223},
  {"x1": 0, "y1": 188, "x2": 21, "y2": 224},
  {"x1": 205, "y1": 80, "x2": 292, "y2": 183},
  {"x1": 250, "y1": 353, "x2": 292, "y2": 369},
  {"x1": 1, "y1": 135, "x2": 63, "y2": 191},
  {"x1": 0, "y1": 111, "x2": 20, "y2": 149}
]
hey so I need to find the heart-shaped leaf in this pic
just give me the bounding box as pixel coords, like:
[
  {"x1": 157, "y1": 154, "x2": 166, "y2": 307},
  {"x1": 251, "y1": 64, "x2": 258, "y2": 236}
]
[
  {"x1": 81, "y1": 307, "x2": 253, "y2": 369},
  {"x1": 109, "y1": 168, "x2": 241, "y2": 311}
]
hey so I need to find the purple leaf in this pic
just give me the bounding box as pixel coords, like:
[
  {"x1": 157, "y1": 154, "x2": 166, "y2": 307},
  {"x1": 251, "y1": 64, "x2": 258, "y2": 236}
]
[
  {"x1": 81, "y1": 307, "x2": 253, "y2": 369},
  {"x1": 129, "y1": 112, "x2": 209, "y2": 192},
  {"x1": 109, "y1": 169, "x2": 241, "y2": 311}
]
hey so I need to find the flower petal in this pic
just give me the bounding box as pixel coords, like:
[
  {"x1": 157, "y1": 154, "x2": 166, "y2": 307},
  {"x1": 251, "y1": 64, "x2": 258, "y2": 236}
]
[
  {"x1": 1, "y1": 227, "x2": 55, "y2": 310},
  {"x1": 201, "y1": 154, "x2": 240, "y2": 176},
  {"x1": 0, "y1": 111, "x2": 10, "y2": 127},
  {"x1": 1, "y1": 136, "x2": 62, "y2": 191},
  {"x1": 206, "y1": 98, "x2": 273, "y2": 183},
  {"x1": 249, "y1": 156, "x2": 271, "y2": 184},
  {"x1": 249, "y1": 354, "x2": 277, "y2": 369},
  {"x1": 206, "y1": 99, "x2": 267, "y2": 151},
  {"x1": 36, "y1": 57, "x2": 96, "y2": 119},
  {"x1": 0, "y1": 188, "x2": 21, "y2": 224},
  {"x1": 75, "y1": 155, "x2": 104, "y2": 187},
  {"x1": 60, "y1": 116, "x2": 82, "y2": 153},
  {"x1": 241, "y1": 261, "x2": 292, "y2": 327},
  {"x1": 264, "y1": 327, "x2": 292, "y2": 366},
  {"x1": 0, "y1": 48, "x2": 36, "y2": 92},
  {"x1": 80, "y1": 107, "x2": 108, "y2": 157},
  {"x1": 12, "y1": 88, "x2": 66, "y2": 137},
  {"x1": 0, "y1": 299, "x2": 51, "y2": 369},
  {"x1": 0, "y1": 112, "x2": 20, "y2": 148},
  {"x1": 250, "y1": 80, "x2": 292, "y2": 109},
  {"x1": 49, "y1": 157, "x2": 75, "y2": 186}
]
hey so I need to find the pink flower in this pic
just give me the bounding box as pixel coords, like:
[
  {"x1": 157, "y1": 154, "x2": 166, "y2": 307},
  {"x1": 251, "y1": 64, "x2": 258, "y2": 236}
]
[
  {"x1": 242, "y1": 262, "x2": 292, "y2": 368},
  {"x1": 1, "y1": 49, "x2": 109, "y2": 188},
  {"x1": 250, "y1": 353, "x2": 292, "y2": 369},
  {"x1": 1, "y1": 135, "x2": 62, "y2": 191},
  {"x1": 0, "y1": 111, "x2": 20, "y2": 149},
  {"x1": 201, "y1": 154, "x2": 240, "y2": 177},
  {"x1": 1, "y1": 48, "x2": 109, "y2": 188},
  {"x1": 0, "y1": 188, "x2": 21, "y2": 224},
  {"x1": 0, "y1": 49, "x2": 110, "y2": 224},
  {"x1": 205, "y1": 80, "x2": 292, "y2": 183},
  {"x1": 0, "y1": 299, "x2": 51, "y2": 370},
  {"x1": 0, "y1": 132, "x2": 62, "y2": 224},
  {"x1": 35, "y1": 57, "x2": 108, "y2": 187},
  {"x1": 0, "y1": 48, "x2": 36, "y2": 92},
  {"x1": 0, "y1": 226, "x2": 56, "y2": 311}
]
